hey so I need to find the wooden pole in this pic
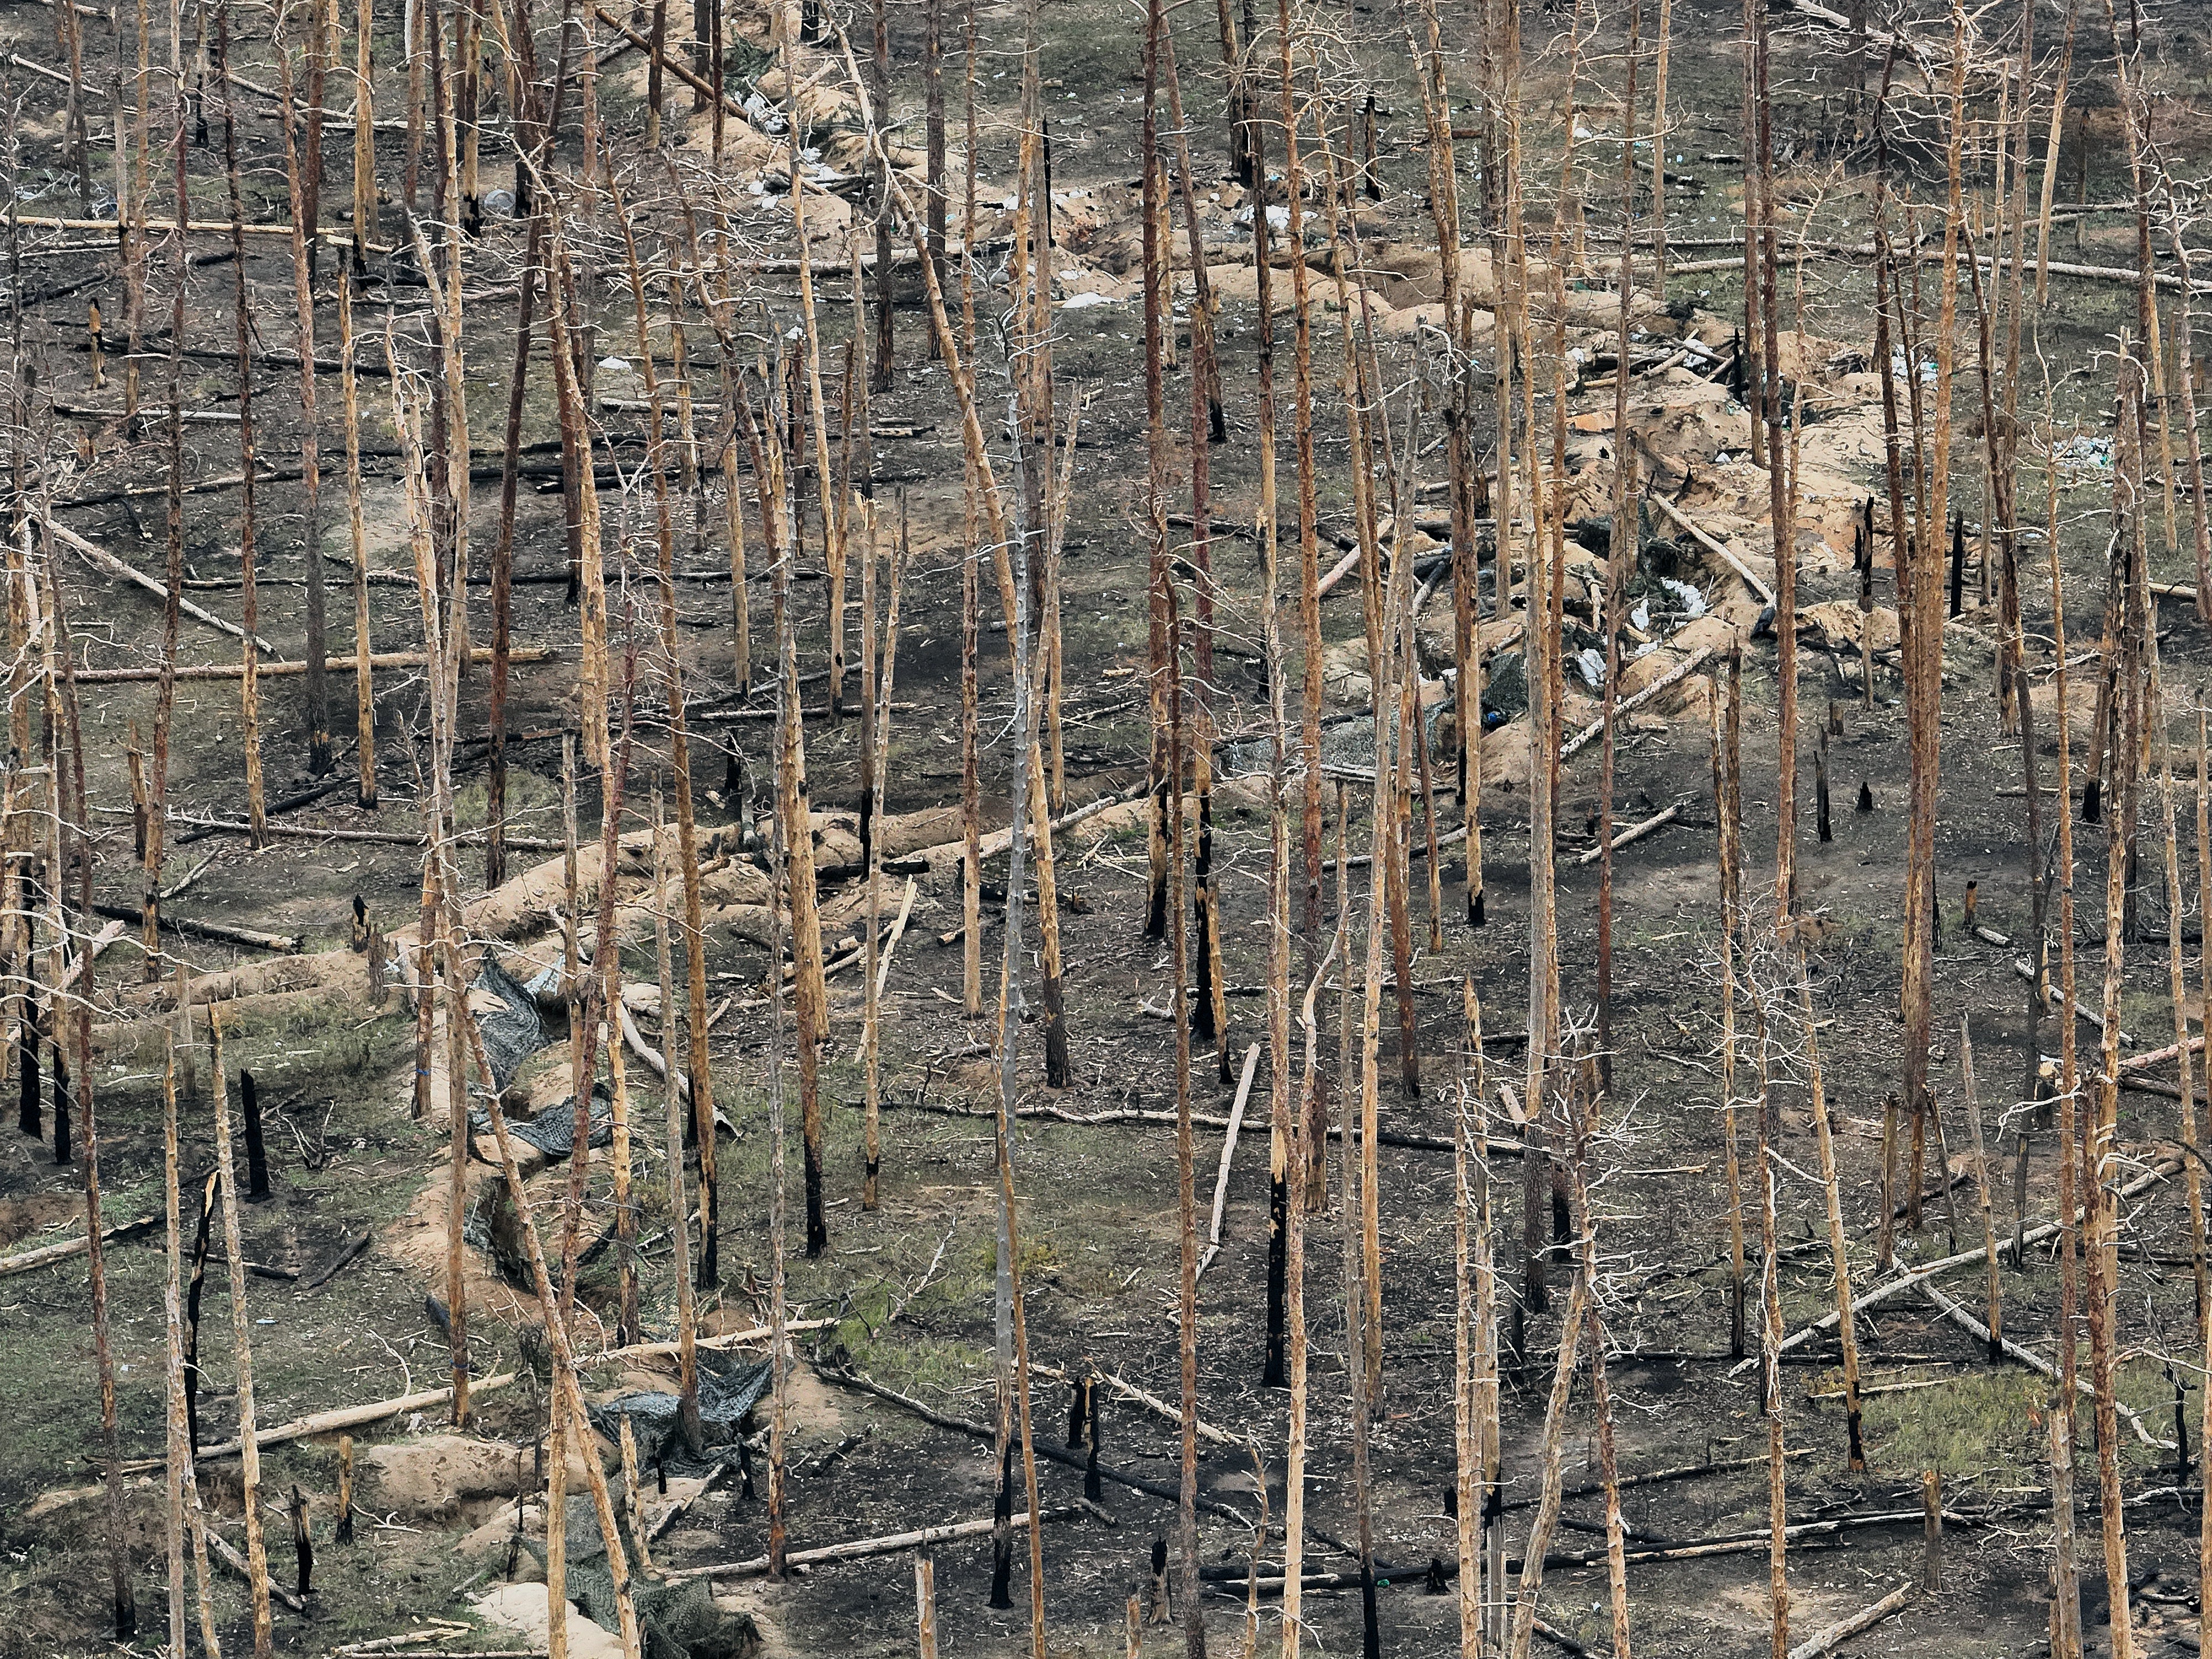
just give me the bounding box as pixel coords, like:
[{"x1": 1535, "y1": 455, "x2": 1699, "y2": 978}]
[
  {"x1": 545, "y1": 232, "x2": 607, "y2": 770},
  {"x1": 467, "y1": 978, "x2": 646, "y2": 1659},
  {"x1": 1798, "y1": 946, "x2": 1865, "y2": 1469},
  {"x1": 209, "y1": 1011, "x2": 275, "y2": 1659},
  {"x1": 1754, "y1": 984, "x2": 1788, "y2": 1659},
  {"x1": 1650, "y1": 0, "x2": 1671, "y2": 298},
  {"x1": 69, "y1": 789, "x2": 134, "y2": 1635},
  {"x1": 337, "y1": 262, "x2": 377, "y2": 810},
  {"x1": 1718, "y1": 646, "x2": 1747, "y2": 1349},
  {"x1": 161, "y1": 1031, "x2": 187, "y2": 1655},
  {"x1": 216, "y1": 20, "x2": 267, "y2": 849},
  {"x1": 484, "y1": 206, "x2": 541, "y2": 882},
  {"x1": 916, "y1": 1553, "x2": 938, "y2": 1659},
  {"x1": 274, "y1": 0, "x2": 329, "y2": 777},
  {"x1": 1568, "y1": 1066, "x2": 1632, "y2": 1658},
  {"x1": 1756, "y1": 0, "x2": 1794, "y2": 920},
  {"x1": 751, "y1": 382, "x2": 830, "y2": 1258},
  {"x1": 2198, "y1": 708, "x2": 2212, "y2": 1329},
  {"x1": 961, "y1": 525, "x2": 981, "y2": 1017},
  {"x1": 863, "y1": 507, "x2": 905, "y2": 1203},
  {"x1": 1141, "y1": 0, "x2": 1170, "y2": 943},
  {"x1": 777, "y1": 8, "x2": 844, "y2": 723},
  {"x1": 1283, "y1": 927, "x2": 1337, "y2": 1659},
  {"x1": 1257, "y1": 59, "x2": 1292, "y2": 1395},
  {"x1": 336, "y1": 1433, "x2": 352, "y2": 1543},
  {"x1": 1275, "y1": 0, "x2": 1325, "y2": 995},
  {"x1": 2033, "y1": 3, "x2": 2075, "y2": 308},
  {"x1": 1595, "y1": 0, "x2": 1640, "y2": 1086},
  {"x1": 2153, "y1": 641, "x2": 2204, "y2": 1322},
  {"x1": 1503, "y1": 1262, "x2": 1587, "y2": 1659},
  {"x1": 1958, "y1": 1012, "x2": 2003, "y2": 1360},
  {"x1": 1453, "y1": 984, "x2": 1483, "y2": 1659},
  {"x1": 1167, "y1": 567, "x2": 1201, "y2": 1659},
  {"x1": 1344, "y1": 967, "x2": 1379, "y2": 1659},
  {"x1": 653, "y1": 792, "x2": 702, "y2": 1453}
]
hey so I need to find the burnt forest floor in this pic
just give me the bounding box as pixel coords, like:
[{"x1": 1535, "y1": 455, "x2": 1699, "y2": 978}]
[{"x1": 4, "y1": 0, "x2": 2212, "y2": 1654}]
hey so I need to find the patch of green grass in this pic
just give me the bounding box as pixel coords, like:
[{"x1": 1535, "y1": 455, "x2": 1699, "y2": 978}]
[{"x1": 1808, "y1": 1355, "x2": 2179, "y2": 1498}]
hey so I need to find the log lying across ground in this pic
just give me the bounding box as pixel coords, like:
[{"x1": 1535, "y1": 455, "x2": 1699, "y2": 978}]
[
  {"x1": 0, "y1": 1212, "x2": 163, "y2": 1276},
  {"x1": 1919, "y1": 1281, "x2": 2164, "y2": 1447},
  {"x1": 665, "y1": 1500, "x2": 1113, "y2": 1582},
  {"x1": 1563, "y1": 648, "x2": 1715, "y2": 757},
  {"x1": 117, "y1": 1374, "x2": 518, "y2": 1475},
  {"x1": 579, "y1": 1317, "x2": 837, "y2": 1367},
  {"x1": 871, "y1": 1094, "x2": 1530, "y2": 1157},
  {"x1": 207, "y1": 1526, "x2": 308, "y2": 1612},
  {"x1": 71, "y1": 646, "x2": 555, "y2": 684},
  {"x1": 818, "y1": 1364, "x2": 1255, "y2": 1526},
  {"x1": 1787, "y1": 1584, "x2": 1915, "y2": 1659},
  {"x1": 1573, "y1": 803, "x2": 1683, "y2": 867},
  {"x1": 43, "y1": 516, "x2": 279, "y2": 651},
  {"x1": 1739, "y1": 1159, "x2": 2180, "y2": 1383},
  {"x1": 90, "y1": 901, "x2": 298, "y2": 953}
]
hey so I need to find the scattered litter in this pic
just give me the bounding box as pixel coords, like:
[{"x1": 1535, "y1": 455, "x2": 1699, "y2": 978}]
[
  {"x1": 1062, "y1": 292, "x2": 1121, "y2": 310},
  {"x1": 2053, "y1": 435, "x2": 2114, "y2": 471},
  {"x1": 741, "y1": 92, "x2": 785, "y2": 134}
]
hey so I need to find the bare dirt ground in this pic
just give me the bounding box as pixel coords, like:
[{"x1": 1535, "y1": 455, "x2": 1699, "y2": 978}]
[{"x1": 3, "y1": 0, "x2": 2211, "y2": 1656}]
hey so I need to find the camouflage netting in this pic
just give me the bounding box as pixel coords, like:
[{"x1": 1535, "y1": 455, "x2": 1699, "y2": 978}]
[
  {"x1": 472, "y1": 956, "x2": 550, "y2": 1092},
  {"x1": 573, "y1": 1569, "x2": 760, "y2": 1659},
  {"x1": 589, "y1": 1355, "x2": 774, "y2": 1469},
  {"x1": 523, "y1": 1514, "x2": 763, "y2": 1659},
  {"x1": 1220, "y1": 701, "x2": 1454, "y2": 782}
]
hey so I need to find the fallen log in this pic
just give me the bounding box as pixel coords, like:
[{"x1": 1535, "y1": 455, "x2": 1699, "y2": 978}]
[
  {"x1": 1739, "y1": 1159, "x2": 2179, "y2": 1379},
  {"x1": 56, "y1": 919, "x2": 128, "y2": 992},
  {"x1": 665, "y1": 1499, "x2": 1112, "y2": 1582},
  {"x1": 171, "y1": 817, "x2": 563, "y2": 853},
  {"x1": 7, "y1": 212, "x2": 370, "y2": 251},
  {"x1": 2118, "y1": 1033, "x2": 2205, "y2": 1073},
  {"x1": 70, "y1": 645, "x2": 555, "y2": 685},
  {"x1": 117, "y1": 1373, "x2": 518, "y2": 1474},
  {"x1": 44, "y1": 517, "x2": 276, "y2": 652},
  {"x1": 90, "y1": 900, "x2": 296, "y2": 953},
  {"x1": 0, "y1": 1211, "x2": 161, "y2": 1276},
  {"x1": 870, "y1": 1095, "x2": 1527, "y2": 1157},
  {"x1": 1921, "y1": 1280, "x2": 2164, "y2": 1447},
  {"x1": 1646, "y1": 495, "x2": 1776, "y2": 606},
  {"x1": 1196, "y1": 1043, "x2": 1261, "y2": 1280},
  {"x1": 177, "y1": 774, "x2": 360, "y2": 843},
  {"x1": 207, "y1": 1525, "x2": 309, "y2": 1613},
  {"x1": 330, "y1": 1630, "x2": 479, "y2": 1656},
  {"x1": 2121, "y1": 1076, "x2": 2185, "y2": 1102},
  {"x1": 1029, "y1": 1360, "x2": 1241, "y2": 1450},
  {"x1": 1502, "y1": 1448, "x2": 1814, "y2": 1512},
  {"x1": 301, "y1": 1231, "x2": 374, "y2": 1291},
  {"x1": 818, "y1": 1364, "x2": 1255, "y2": 1526},
  {"x1": 1562, "y1": 649, "x2": 1715, "y2": 757},
  {"x1": 1573, "y1": 803, "x2": 1683, "y2": 867},
  {"x1": 646, "y1": 1460, "x2": 730, "y2": 1543},
  {"x1": 579, "y1": 1317, "x2": 836, "y2": 1368},
  {"x1": 873, "y1": 878, "x2": 918, "y2": 995},
  {"x1": 1787, "y1": 1583, "x2": 1915, "y2": 1659},
  {"x1": 2013, "y1": 957, "x2": 2131, "y2": 1042}
]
